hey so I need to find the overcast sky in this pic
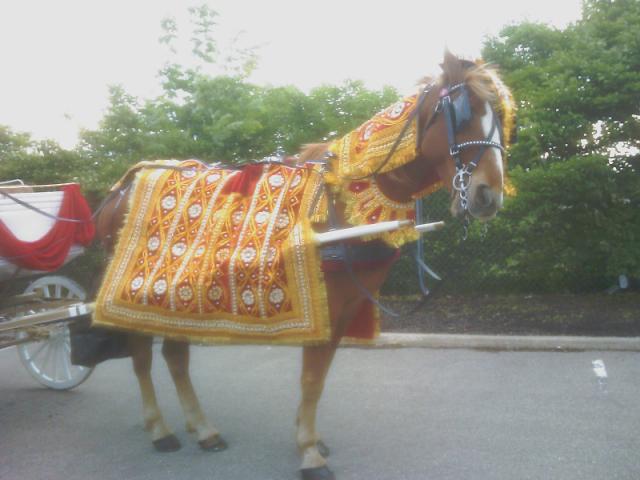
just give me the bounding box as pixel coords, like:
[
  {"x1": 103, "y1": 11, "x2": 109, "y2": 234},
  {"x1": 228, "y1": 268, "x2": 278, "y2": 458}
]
[{"x1": 0, "y1": 0, "x2": 583, "y2": 148}]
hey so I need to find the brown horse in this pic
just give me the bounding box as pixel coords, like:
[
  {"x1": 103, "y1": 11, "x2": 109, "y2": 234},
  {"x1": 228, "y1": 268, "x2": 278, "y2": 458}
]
[{"x1": 95, "y1": 52, "x2": 514, "y2": 480}]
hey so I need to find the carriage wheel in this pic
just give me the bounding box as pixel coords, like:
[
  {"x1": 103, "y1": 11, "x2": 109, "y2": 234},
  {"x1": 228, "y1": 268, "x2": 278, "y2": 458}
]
[{"x1": 16, "y1": 275, "x2": 94, "y2": 390}]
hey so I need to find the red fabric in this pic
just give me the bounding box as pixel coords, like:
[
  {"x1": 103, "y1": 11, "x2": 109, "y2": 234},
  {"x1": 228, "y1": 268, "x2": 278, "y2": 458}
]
[
  {"x1": 0, "y1": 184, "x2": 95, "y2": 271},
  {"x1": 222, "y1": 164, "x2": 264, "y2": 196}
]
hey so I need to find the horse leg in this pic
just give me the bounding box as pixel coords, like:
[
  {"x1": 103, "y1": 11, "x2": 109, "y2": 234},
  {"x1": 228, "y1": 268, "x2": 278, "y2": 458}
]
[
  {"x1": 297, "y1": 299, "x2": 356, "y2": 479},
  {"x1": 297, "y1": 264, "x2": 394, "y2": 479},
  {"x1": 129, "y1": 334, "x2": 180, "y2": 452},
  {"x1": 161, "y1": 339, "x2": 227, "y2": 452},
  {"x1": 297, "y1": 339, "x2": 340, "y2": 479}
]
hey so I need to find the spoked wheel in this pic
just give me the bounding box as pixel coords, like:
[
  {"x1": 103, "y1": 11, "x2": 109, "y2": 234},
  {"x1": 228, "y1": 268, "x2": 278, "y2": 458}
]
[{"x1": 16, "y1": 275, "x2": 94, "y2": 390}]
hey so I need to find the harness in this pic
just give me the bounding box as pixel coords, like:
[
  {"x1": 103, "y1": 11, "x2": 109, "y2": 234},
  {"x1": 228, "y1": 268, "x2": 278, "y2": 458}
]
[
  {"x1": 427, "y1": 82, "x2": 505, "y2": 238},
  {"x1": 324, "y1": 80, "x2": 507, "y2": 308}
]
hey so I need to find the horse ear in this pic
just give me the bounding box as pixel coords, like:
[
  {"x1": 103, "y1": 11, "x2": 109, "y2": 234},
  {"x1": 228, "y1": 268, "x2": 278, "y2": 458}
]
[
  {"x1": 441, "y1": 49, "x2": 462, "y2": 83},
  {"x1": 443, "y1": 49, "x2": 458, "y2": 66}
]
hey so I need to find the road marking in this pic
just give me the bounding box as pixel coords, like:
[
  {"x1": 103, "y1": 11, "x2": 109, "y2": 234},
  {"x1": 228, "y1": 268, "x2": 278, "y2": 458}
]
[{"x1": 592, "y1": 359, "x2": 608, "y2": 378}]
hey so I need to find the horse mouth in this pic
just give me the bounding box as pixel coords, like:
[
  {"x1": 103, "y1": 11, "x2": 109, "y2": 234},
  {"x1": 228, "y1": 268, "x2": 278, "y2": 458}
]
[
  {"x1": 450, "y1": 191, "x2": 501, "y2": 221},
  {"x1": 470, "y1": 208, "x2": 498, "y2": 221}
]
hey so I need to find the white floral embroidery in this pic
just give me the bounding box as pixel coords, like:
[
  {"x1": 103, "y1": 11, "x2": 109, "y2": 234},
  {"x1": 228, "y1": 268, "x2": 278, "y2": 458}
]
[
  {"x1": 267, "y1": 246, "x2": 278, "y2": 262},
  {"x1": 195, "y1": 245, "x2": 206, "y2": 257},
  {"x1": 291, "y1": 175, "x2": 302, "y2": 187},
  {"x1": 178, "y1": 286, "x2": 193, "y2": 301},
  {"x1": 387, "y1": 101, "x2": 405, "y2": 119},
  {"x1": 153, "y1": 279, "x2": 167, "y2": 296},
  {"x1": 131, "y1": 276, "x2": 144, "y2": 291},
  {"x1": 232, "y1": 210, "x2": 244, "y2": 225},
  {"x1": 240, "y1": 246, "x2": 257, "y2": 264},
  {"x1": 181, "y1": 169, "x2": 197, "y2": 179},
  {"x1": 188, "y1": 203, "x2": 202, "y2": 219},
  {"x1": 363, "y1": 122, "x2": 375, "y2": 140},
  {"x1": 269, "y1": 174, "x2": 285, "y2": 188},
  {"x1": 255, "y1": 210, "x2": 270, "y2": 225},
  {"x1": 147, "y1": 236, "x2": 160, "y2": 252},
  {"x1": 206, "y1": 173, "x2": 221, "y2": 184},
  {"x1": 161, "y1": 195, "x2": 176, "y2": 210},
  {"x1": 171, "y1": 242, "x2": 187, "y2": 257},
  {"x1": 241, "y1": 289, "x2": 255, "y2": 306},
  {"x1": 269, "y1": 287, "x2": 285, "y2": 305},
  {"x1": 208, "y1": 286, "x2": 223, "y2": 301},
  {"x1": 276, "y1": 213, "x2": 290, "y2": 228},
  {"x1": 216, "y1": 248, "x2": 230, "y2": 262}
]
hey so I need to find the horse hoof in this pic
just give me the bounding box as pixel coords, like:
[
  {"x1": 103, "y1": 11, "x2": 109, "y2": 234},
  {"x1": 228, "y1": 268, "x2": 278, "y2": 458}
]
[
  {"x1": 153, "y1": 434, "x2": 181, "y2": 452},
  {"x1": 199, "y1": 434, "x2": 228, "y2": 452},
  {"x1": 300, "y1": 466, "x2": 335, "y2": 480},
  {"x1": 317, "y1": 440, "x2": 330, "y2": 457}
]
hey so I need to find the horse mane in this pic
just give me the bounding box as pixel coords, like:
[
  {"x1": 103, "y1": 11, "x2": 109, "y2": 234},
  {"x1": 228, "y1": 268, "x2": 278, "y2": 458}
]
[
  {"x1": 298, "y1": 142, "x2": 331, "y2": 162},
  {"x1": 422, "y1": 52, "x2": 516, "y2": 146}
]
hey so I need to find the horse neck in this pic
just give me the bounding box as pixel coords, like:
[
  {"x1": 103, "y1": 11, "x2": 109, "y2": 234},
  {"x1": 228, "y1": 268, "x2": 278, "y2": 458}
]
[
  {"x1": 95, "y1": 188, "x2": 131, "y2": 252},
  {"x1": 374, "y1": 155, "x2": 441, "y2": 203}
]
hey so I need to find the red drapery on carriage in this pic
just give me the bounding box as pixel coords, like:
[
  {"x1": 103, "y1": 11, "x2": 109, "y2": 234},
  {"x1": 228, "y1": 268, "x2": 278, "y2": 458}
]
[{"x1": 0, "y1": 184, "x2": 95, "y2": 271}]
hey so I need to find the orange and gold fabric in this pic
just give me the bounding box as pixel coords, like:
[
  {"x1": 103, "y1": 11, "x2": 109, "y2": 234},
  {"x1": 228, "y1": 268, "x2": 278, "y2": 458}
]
[
  {"x1": 326, "y1": 94, "x2": 420, "y2": 182},
  {"x1": 94, "y1": 160, "x2": 330, "y2": 345},
  {"x1": 325, "y1": 93, "x2": 442, "y2": 247}
]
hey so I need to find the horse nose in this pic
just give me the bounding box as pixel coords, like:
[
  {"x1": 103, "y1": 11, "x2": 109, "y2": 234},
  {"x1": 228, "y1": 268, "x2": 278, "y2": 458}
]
[
  {"x1": 476, "y1": 184, "x2": 495, "y2": 208},
  {"x1": 470, "y1": 184, "x2": 500, "y2": 218}
]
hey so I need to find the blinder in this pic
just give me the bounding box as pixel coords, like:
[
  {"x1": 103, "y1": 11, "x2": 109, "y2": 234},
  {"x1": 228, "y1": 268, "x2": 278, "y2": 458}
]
[{"x1": 450, "y1": 86, "x2": 472, "y2": 131}]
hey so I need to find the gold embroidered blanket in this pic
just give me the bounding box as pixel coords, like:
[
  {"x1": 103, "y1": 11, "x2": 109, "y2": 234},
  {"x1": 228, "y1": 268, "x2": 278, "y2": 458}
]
[
  {"x1": 94, "y1": 160, "x2": 330, "y2": 345},
  {"x1": 327, "y1": 94, "x2": 420, "y2": 183}
]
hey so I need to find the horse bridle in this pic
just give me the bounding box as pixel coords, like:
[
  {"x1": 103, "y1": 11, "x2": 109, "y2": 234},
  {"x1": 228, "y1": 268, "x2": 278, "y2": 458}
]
[{"x1": 418, "y1": 82, "x2": 505, "y2": 214}]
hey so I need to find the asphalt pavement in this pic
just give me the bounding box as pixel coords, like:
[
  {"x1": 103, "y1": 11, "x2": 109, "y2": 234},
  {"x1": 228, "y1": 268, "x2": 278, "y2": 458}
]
[{"x1": 1, "y1": 342, "x2": 639, "y2": 480}]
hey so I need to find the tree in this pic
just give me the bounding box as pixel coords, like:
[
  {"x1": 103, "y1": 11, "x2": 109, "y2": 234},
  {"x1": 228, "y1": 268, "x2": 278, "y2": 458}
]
[
  {"x1": 0, "y1": 127, "x2": 93, "y2": 188},
  {"x1": 483, "y1": 0, "x2": 640, "y2": 168}
]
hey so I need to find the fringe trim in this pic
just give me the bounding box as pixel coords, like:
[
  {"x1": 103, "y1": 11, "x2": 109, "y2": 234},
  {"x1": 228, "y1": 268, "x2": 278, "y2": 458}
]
[{"x1": 333, "y1": 179, "x2": 419, "y2": 248}]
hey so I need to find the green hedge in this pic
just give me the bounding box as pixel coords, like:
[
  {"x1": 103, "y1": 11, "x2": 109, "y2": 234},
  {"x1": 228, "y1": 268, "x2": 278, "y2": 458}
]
[{"x1": 384, "y1": 155, "x2": 640, "y2": 294}]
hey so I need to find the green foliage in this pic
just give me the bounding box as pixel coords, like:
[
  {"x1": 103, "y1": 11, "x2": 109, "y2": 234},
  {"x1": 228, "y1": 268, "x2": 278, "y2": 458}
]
[
  {"x1": 484, "y1": 156, "x2": 639, "y2": 292},
  {"x1": 385, "y1": 155, "x2": 640, "y2": 295},
  {"x1": 0, "y1": 126, "x2": 31, "y2": 156},
  {"x1": 160, "y1": 4, "x2": 258, "y2": 80},
  {"x1": 483, "y1": 0, "x2": 640, "y2": 168},
  {"x1": 0, "y1": 126, "x2": 95, "y2": 190},
  {"x1": 77, "y1": 75, "x2": 397, "y2": 194},
  {"x1": 188, "y1": 4, "x2": 219, "y2": 64}
]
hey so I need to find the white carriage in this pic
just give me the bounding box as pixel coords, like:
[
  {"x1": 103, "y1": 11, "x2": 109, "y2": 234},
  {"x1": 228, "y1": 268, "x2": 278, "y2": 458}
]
[{"x1": 0, "y1": 181, "x2": 94, "y2": 390}]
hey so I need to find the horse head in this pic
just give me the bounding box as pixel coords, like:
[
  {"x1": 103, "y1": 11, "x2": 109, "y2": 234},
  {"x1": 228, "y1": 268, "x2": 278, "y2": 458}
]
[{"x1": 414, "y1": 51, "x2": 515, "y2": 221}]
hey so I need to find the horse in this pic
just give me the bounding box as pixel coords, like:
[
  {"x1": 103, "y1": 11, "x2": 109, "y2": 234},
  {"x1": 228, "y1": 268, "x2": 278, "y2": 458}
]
[{"x1": 94, "y1": 51, "x2": 514, "y2": 480}]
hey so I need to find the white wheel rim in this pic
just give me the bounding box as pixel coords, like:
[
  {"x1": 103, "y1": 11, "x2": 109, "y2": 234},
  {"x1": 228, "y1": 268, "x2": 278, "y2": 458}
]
[{"x1": 17, "y1": 275, "x2": 93, "y2": 390}]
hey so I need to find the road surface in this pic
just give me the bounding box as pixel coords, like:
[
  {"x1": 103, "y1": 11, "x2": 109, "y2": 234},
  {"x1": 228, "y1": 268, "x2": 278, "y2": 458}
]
[{"x1": 1, "y1": 344, "x2": 639, "y2": 479}]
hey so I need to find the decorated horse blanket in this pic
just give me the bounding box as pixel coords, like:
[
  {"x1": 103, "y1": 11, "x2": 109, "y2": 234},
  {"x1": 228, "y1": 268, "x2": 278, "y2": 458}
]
[{"x1": 94, "y1": 160, "x2": 332, "y2": 345}]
